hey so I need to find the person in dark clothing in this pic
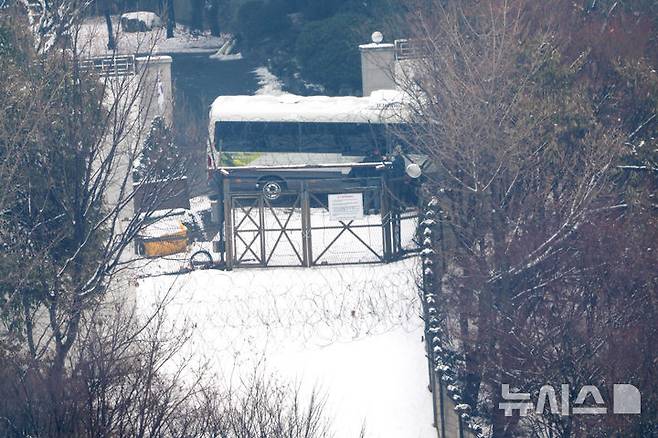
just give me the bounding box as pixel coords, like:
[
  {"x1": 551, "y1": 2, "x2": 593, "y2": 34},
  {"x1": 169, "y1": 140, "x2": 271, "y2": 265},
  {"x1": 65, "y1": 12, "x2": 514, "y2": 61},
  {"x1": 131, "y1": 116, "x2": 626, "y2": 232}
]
[
  {"x1": 354, "y1": 147, "x2": 383, "y2": 178},
  {"x1": 354, "y1": 147, "x2": 383, "y2": 212},
  {"x1": 391, "y1": 145, "x2": 406, "y2": 182},
  {"x1": 388, "y1": 145, "x2": 407, "y2": 210},
  {"x1": 402, "y1": 172, "x2": 424, "y2": 206}
]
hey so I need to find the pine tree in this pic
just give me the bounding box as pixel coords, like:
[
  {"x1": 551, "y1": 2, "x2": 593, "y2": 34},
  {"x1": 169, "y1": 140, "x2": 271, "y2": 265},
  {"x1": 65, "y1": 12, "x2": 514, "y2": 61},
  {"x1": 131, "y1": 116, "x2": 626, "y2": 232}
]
[{"x1": 134, "y1": 116, "x2": 185, "y2": 182}]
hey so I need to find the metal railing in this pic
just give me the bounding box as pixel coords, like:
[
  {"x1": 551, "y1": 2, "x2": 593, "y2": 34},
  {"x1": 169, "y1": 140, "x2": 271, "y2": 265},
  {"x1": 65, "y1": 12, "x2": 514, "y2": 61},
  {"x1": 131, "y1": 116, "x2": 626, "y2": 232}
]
[
  {"x1": 79, "y1": 55, "x2": 136, "y2": 76},
  {"x1": 395, "y1": 39, "x2": 425, "y2": 61}
]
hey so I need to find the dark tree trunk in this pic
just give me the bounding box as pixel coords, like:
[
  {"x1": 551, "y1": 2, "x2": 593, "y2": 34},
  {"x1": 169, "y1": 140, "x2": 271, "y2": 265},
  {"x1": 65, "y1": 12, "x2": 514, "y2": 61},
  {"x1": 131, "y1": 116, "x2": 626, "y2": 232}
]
[
  {"x1": 208, "y1": 0, "x2": 221, "y2": 36},
  {"x1": 104, "y1": 3, "x2": 116, "y2": 50},
  {"x1": 191, "y1": 0, "x2": 204, "y2": 32},
  {"x1": 165, "y1": 0, "x2": 175, "y2": 38}
]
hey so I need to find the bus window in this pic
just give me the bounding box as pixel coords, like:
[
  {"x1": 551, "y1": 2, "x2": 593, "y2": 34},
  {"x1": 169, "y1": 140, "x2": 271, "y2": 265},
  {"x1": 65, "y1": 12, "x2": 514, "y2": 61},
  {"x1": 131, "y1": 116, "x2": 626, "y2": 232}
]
[
  {"x1": 216, "y1": 120, "x2": 393, "y2": 155},
  {"x1": 365, "y1": 123, "x2": 387, "y2": 153},
  {"x1": 216, "y1": 121, "x2": 266, "y2": 152},
  {"x1": 263, "y1": 122, "x2": 300, "y2": 152},
  {"x1": 334, "y1": 123, "x2": 386, "y2": 155},
  {"x1": 386, "y1": 123, "x2": 413, "y2": 153},
  {"x1": 300, "y1": 123, "x2": 337, "y2": 153}
]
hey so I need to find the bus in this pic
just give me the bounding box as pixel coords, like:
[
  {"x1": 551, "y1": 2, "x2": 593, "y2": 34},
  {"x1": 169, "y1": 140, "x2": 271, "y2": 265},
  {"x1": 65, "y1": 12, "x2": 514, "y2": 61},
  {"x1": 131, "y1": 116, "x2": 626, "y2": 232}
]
[{"x1": 207, "y1": 90, "x2": 409, "y2": 200}]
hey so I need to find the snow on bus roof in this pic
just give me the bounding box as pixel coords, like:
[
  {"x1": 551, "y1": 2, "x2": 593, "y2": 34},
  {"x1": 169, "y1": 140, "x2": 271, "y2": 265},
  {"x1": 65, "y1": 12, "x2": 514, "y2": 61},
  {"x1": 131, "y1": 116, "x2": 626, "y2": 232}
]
[{"x1": 209, "y1": 89, "x2": 405, "y2": 125}]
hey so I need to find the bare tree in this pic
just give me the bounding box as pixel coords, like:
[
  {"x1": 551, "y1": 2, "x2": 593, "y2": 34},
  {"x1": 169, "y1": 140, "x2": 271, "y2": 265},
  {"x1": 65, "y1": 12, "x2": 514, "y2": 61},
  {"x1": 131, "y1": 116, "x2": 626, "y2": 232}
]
[
  {"x1": 0, "y1": 278, "x2": 336, "y2": 437},
  {"x1": 101, "y1": 0, "x2": 115, "y2": 50},
  {"x1": 0, "y1": 2, "x2": 186, "y2": 421},
  {"x1": 17, "y1": 0, "x2": 93, "y2": 52},
  {"x1": 1, "y1": 6, "x2": 337, "y2": 438},
  {"x1": 394, "y1": 1, "x2": 654, "y2": 436}
]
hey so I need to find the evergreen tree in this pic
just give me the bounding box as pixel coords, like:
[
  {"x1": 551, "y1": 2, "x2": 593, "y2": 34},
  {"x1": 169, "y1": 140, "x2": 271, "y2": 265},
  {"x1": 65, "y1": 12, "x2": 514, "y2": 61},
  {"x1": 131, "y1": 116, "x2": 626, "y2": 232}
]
[
  {"x1": 134, "y1": 116, "x2": 185, "y2": 182},
  {"x1": 237, "y1": 0, "x2": 290, "y2": 44},
  {"x1": 295, "y1": 12, "x2": 369, "y2": 94}
]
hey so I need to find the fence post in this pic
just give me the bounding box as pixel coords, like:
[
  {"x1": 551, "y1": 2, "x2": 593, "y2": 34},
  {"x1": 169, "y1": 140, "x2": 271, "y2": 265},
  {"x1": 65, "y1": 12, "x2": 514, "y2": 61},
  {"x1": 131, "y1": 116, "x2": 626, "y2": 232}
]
[
  {"x1": 223, "y1": 178, "x2": 233, "y2": 270},
  {"x1": 258, "y1": 195, "x2": 266, "y2": 266},
  {"x1": 300, "y1": 181, "x2": 312, "y2": 267},
  {"x1": 380, "y1": 175, "x2": 392, "y2": 261}
]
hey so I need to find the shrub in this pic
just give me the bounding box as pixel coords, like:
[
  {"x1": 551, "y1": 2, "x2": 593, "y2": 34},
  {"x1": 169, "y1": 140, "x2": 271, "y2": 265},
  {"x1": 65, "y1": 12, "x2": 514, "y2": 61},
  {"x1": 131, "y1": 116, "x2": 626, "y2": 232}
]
[
  {"x1": 295, "y1": 12, "x2": 370, "y2": 94},
  {"x1": 0, "y1": 299, "x2": 334, "y2": 437},
  {"x1": 301, "y1": 0, "x2": 348, "y2": 20},
  {"x1": 237, "y1": 0, "x2": 290, "y2": 43}
]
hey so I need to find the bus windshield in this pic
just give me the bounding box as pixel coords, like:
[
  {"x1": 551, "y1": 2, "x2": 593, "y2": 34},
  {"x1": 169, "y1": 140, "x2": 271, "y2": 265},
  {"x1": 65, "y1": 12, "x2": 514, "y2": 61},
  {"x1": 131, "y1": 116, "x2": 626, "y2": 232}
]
[{"x1": 215, "y1": 121, "x2": 391, "y2": 156}]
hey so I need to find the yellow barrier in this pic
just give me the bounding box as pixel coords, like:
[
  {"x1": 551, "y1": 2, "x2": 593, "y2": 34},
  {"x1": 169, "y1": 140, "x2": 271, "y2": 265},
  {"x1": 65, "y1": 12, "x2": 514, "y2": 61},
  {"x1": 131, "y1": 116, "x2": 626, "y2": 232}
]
[{"x1": 142, "y1": 223, "x2": 188, "y2": 257}]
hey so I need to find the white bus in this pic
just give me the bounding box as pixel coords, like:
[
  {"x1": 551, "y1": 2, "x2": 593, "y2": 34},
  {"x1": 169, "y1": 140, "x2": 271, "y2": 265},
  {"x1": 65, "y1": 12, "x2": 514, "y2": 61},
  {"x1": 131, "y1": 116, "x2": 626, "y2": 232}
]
[{"x1": 207, "y1": 90, "x2": 409, "y2": 199}]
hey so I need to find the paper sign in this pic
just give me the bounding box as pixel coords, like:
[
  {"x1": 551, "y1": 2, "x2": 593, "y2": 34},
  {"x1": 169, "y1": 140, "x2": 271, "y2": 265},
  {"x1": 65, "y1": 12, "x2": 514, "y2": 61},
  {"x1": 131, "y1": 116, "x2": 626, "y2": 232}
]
[{"x1": 328, "y1": 193, "x2": 364, "y2": 221}]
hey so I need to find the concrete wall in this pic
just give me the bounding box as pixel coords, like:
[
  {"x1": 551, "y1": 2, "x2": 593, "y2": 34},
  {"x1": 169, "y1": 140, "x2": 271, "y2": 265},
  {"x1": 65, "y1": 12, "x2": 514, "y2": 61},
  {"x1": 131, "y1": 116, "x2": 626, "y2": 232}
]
[
  {"x1": 429, "y1": 371, "x2": 476, "y2": 438},
  {"x1": 135, "y1": 55, "x2": 173, "y2": 126},
  {"x1": 359, "y1": 43, "x2": 396, "y2": 96}
]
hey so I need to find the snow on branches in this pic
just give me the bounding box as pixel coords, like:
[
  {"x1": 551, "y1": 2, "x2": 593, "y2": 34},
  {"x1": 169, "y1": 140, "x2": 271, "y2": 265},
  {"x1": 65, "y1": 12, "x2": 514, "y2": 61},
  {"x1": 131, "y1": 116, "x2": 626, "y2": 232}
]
[{"x1": 18, "y1": 0, "x2": 92, "y2": 53}]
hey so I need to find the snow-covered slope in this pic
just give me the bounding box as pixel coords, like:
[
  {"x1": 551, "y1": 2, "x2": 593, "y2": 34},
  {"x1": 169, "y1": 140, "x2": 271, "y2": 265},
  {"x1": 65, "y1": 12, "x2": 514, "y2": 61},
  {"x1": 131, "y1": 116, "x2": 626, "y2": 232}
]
[
  {"x1": 77, "y1": 16, "x2": 230, "y2": 57},
  {"x1": 136, "y1": 259, "x2": 436, "y2": 437}
]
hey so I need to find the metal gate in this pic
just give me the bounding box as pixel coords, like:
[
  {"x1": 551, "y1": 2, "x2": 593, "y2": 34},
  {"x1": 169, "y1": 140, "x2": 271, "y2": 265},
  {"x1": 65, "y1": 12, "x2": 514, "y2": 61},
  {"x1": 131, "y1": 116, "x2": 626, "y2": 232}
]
[
  {"x1": 227, "y1": 191, "x2": 306, "y2": 267},
  {"x1": 305, "y1": 183, "x2": 385, "y2": 266},
  {"x1": 221, "y1": 175, "x2": 419, "y2": 269}
]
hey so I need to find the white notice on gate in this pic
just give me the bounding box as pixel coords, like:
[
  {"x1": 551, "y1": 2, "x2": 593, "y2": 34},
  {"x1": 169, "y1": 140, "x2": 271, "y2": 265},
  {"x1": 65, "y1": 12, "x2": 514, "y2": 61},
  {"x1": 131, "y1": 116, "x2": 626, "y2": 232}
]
[{"x1": 328, "y1": 193, "x2": 364, "y2": 222}]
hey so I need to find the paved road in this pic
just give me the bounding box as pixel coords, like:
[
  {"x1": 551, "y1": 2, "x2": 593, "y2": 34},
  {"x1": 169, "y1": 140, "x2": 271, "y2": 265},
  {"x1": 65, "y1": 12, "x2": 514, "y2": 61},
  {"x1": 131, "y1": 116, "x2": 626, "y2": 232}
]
[{"x1": 170, "y1": 54, "x2": 260, "y2": 196}]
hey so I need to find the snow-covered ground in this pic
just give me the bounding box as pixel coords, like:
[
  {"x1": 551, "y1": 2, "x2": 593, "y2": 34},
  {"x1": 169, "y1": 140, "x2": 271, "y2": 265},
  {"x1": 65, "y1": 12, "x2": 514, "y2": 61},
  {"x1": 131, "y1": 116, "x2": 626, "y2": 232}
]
[
  {"x1": 131, "y1": 196, "x2": 434, "y2": 437},
  {"x1": 77, "y1": 16, "x2": 231, "y2": 57},
  {"x1": 254, "y1": 66, "x2": 286, "y2": 95},
  {"x1": 136, "y1": 257, "x2": 435, "y2": 438}
]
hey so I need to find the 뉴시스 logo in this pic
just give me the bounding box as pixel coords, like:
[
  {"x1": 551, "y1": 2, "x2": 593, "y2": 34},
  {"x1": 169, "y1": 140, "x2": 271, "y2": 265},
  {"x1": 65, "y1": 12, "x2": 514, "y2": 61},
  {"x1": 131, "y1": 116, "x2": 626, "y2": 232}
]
[{"x1": 499, "y1": 384, "x2": 641, "y2": 416}]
